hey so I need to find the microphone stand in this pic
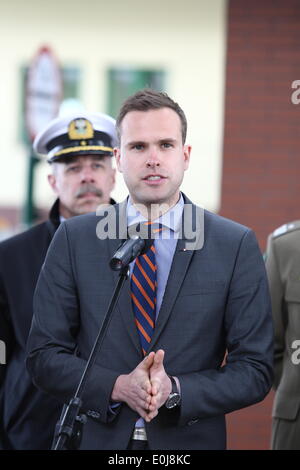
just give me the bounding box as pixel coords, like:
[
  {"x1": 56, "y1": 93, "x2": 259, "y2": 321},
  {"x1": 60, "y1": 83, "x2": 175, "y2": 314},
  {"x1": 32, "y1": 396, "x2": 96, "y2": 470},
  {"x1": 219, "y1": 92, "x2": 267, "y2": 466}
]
[{"x1": 53, "y1": 265, "x2": 129, "y2": 450}]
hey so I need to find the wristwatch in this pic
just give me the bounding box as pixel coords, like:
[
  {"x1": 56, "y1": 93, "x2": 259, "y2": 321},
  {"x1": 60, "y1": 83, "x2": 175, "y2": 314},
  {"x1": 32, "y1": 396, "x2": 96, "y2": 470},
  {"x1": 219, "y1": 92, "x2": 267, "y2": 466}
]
[{"x1": 165, "y1": 376, "x2": 181, "y2": 409}]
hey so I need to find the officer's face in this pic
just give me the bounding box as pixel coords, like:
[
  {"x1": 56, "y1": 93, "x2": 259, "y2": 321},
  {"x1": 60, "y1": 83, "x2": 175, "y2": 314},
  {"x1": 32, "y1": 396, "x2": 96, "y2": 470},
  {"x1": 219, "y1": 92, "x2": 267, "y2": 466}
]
[
  {"x1": 114, "y1": 108, "x2": 191, "y2": 211},
  {"x1": 48, "y1": 155, "x2": 115, "y2": 218}
]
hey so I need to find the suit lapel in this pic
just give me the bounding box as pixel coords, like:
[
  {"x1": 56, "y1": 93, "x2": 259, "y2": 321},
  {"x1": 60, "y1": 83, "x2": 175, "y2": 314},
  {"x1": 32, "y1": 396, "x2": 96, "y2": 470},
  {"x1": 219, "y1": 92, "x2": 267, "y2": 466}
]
[
  {"x1": 149, "y1": 198, "x2": 204, "y2": 351},
  {"x1": 149, "y1": 239, "x2": 194, "y2": 350}
]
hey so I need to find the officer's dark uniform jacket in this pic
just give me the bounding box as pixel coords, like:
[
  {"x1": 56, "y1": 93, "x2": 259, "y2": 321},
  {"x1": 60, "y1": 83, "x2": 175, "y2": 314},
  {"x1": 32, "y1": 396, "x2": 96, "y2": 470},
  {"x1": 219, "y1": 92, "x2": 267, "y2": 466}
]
[{"x1": 0, "y1": 198, "x2": 115, "y2": 449}]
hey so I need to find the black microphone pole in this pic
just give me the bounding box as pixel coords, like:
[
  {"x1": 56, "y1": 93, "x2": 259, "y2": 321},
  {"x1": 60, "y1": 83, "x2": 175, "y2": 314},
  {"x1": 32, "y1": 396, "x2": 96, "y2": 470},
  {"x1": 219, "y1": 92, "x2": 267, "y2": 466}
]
[{"x1": 53, "y1": 236, "x2": 147, "y2": 450}]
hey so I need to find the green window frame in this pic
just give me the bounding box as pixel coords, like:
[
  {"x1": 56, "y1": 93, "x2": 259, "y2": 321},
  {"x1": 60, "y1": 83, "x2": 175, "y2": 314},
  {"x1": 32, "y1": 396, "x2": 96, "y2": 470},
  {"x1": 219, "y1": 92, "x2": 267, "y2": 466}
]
[{"x1": 107, "y1": 68, "x2": 165, "y2": 118}]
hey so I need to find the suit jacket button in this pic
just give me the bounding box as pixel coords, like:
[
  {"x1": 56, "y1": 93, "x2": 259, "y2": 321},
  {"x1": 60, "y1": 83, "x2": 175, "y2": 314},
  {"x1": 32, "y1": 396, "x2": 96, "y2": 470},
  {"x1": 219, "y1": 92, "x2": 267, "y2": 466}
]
[{"x1": 187, "y1": 418, "x2": 199, "y2": 426}]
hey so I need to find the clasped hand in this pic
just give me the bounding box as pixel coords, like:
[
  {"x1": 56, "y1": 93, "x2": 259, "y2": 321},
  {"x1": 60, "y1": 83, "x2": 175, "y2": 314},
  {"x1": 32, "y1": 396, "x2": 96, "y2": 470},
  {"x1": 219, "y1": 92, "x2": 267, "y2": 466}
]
[{"x1": 111, "y1": 349, "x2": 172, "y2": 422}]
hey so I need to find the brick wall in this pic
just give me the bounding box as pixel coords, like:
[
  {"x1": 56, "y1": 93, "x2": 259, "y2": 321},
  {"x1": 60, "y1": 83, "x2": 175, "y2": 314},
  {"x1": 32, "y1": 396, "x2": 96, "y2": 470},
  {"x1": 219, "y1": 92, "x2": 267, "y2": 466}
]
[
  {"x1": 221, "y1": 0, "x2": 300, "y2": 450},
  {"x1": 221, "y1": 0, "x2": 300, "y2": 252}
]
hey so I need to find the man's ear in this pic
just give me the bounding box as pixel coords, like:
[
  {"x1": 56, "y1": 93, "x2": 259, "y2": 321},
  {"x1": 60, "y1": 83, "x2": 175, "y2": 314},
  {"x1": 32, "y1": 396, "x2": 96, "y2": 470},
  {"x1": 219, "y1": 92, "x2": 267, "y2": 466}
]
[
  {"x1": 183, "y1": 145, "x2": 192, "y2": 171},
  {"x1": 110, "y1": 168, "x2": 117, "y2": 190},
  {"x1": 47, "y1": 173, "x2": 58, "y2": 193},
  {"x1": 114, "y1": 147, "x2": 122, "y2": 173}
]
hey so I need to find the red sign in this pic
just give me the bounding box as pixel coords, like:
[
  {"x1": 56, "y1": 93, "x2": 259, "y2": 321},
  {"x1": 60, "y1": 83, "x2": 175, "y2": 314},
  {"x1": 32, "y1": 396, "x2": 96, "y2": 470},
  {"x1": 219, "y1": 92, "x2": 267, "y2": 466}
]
[{"x1": 25, "y1": 46, "x2": 63, "y2": 142}]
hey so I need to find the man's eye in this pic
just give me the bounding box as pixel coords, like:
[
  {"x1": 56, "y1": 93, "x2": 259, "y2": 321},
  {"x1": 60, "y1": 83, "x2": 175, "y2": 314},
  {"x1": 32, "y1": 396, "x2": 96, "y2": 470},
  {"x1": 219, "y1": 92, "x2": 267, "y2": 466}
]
[
  {"x1": 67, "y1": 166, "x2": 80, "y2": 172},
  {"x1": 132, "y1": 144, "x2": 144, "y2": 150},
  {"x1": 162, "y1": 142, "x2": 172, "y2": 148}
]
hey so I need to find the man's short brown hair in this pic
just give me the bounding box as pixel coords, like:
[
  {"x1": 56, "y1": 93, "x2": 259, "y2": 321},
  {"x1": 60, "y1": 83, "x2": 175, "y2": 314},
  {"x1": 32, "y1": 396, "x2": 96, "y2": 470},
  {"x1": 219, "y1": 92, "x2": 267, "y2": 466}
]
[{"x1": 116, "y1": 88, "x2": 187, "y2": 144}]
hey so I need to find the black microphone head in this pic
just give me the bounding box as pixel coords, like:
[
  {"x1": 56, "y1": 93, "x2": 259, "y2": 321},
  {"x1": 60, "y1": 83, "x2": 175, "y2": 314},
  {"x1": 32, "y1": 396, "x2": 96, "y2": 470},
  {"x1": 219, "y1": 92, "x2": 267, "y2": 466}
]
[
  {"x1": 109, "y1": 236, "x2": 153, "y2": 271},
  {"x1": 109, "y1": 222, "x2": 155, "y2": 271}
]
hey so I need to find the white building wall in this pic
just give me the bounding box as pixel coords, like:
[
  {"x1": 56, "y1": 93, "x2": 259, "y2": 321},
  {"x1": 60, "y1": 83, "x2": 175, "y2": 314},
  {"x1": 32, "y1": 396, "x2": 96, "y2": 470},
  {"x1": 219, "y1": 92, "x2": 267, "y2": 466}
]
[{"x1": 0, "y1": 0, "x2": 227, "y2": 213}]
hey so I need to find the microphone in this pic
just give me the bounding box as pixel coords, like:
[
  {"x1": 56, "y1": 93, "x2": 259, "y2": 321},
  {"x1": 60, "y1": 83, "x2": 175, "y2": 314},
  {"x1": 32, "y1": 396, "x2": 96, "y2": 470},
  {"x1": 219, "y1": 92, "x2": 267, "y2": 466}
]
[{"x1": 110, "y1": 235, "x2": 153, "y2": 271}]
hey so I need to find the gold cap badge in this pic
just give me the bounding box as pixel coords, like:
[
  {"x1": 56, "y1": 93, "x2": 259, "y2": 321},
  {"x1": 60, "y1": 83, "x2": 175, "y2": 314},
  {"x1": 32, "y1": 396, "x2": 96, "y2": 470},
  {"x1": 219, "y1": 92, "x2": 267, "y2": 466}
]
[{"x1": 68, "y1": 118, "x2": 94, "y2": 140}]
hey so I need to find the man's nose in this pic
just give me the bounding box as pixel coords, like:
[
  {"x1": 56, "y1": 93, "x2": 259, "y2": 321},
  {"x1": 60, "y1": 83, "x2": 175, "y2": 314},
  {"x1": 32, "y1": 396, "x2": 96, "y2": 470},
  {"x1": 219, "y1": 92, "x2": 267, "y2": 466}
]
[
  {"x1": 146, "y1": 148, "x2": 160, "y2": 168},
  {"x1": 80, "y1": 166, "x2": 95, "y2": 183}
]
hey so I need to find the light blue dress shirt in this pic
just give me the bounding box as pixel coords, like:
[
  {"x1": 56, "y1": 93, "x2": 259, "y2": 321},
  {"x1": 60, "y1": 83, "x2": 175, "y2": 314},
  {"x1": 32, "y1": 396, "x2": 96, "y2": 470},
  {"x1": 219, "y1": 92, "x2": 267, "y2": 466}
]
[
  {"x1": 126, "y1": 194, "x2": 184, "y2": 428},
  {"x1": 127, "y1": 194, "x2": 184, "y2": 319}
]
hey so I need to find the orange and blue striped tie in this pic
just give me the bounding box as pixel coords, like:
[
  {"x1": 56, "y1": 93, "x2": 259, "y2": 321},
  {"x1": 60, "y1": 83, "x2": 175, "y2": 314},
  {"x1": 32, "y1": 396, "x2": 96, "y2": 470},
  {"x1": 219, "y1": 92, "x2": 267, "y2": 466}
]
[{"x1": 131, "y1": 242, "x2": 157, "y2": 356}]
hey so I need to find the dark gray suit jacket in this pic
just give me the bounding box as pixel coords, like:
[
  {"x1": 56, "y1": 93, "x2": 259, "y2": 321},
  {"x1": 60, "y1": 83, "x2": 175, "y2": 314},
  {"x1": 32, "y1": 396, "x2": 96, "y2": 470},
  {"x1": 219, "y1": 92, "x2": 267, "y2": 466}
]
[{"x1": 26, "y1": 197, "x2": 273, "y2": 450}]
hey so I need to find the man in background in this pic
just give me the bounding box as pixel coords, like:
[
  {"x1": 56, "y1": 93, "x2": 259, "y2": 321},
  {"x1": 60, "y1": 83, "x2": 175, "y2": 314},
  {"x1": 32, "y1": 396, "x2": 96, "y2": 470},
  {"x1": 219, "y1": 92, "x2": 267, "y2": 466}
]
[
  {"x1": 0, "y1": 111, "x2": 117, "y2": 449},
  {"x1": 266, "y1": 222, "x2": 300, "y2": 450}
]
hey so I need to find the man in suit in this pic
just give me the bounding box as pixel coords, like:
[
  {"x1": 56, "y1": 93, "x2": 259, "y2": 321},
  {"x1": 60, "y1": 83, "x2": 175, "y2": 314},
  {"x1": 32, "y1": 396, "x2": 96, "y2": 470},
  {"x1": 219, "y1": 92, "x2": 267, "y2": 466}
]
[
  {"x1": 266, "y1": 222, "x2": 300, "y2": 450},
  {"x1": 0, "y1": 111, "x2": 117, "y2": 449},
  {"x1": 27, "y1": 89, "x2": 273, "y2": 450}
]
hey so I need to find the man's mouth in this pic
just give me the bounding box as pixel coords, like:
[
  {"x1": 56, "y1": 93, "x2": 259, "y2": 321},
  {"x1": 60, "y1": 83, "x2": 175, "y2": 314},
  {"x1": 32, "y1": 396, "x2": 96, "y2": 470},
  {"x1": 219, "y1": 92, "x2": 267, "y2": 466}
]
[
  {"x1": 76, "y1": 185, "x2": 103, "y2": 199},
  {"x1": 142, "y1": 175, "x2": 166, "y2": 181},
  {"x1": 78, "y1": 192, "x2": 99, "y2": 198}
]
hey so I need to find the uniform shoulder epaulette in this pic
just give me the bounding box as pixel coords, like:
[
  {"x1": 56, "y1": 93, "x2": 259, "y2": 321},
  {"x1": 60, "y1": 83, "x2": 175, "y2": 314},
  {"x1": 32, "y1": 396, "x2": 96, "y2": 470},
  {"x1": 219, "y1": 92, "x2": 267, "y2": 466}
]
[{"x1": 272, "y1": 221, "x2": 300, "y2": 239}]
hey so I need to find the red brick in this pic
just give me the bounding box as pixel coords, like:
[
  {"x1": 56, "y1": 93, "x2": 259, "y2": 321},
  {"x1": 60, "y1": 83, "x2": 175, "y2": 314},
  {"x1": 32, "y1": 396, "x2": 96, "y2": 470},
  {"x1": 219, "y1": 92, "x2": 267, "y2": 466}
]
[{"x1": 220, "y1": 0, "x2": 300, "y2": 449}]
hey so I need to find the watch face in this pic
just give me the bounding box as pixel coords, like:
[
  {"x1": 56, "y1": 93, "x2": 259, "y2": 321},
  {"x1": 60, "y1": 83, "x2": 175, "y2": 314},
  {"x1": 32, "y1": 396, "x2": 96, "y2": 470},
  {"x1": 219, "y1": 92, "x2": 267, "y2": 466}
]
[{"x1": 165, "y1": 393, "x2": 181, "y2": 409}]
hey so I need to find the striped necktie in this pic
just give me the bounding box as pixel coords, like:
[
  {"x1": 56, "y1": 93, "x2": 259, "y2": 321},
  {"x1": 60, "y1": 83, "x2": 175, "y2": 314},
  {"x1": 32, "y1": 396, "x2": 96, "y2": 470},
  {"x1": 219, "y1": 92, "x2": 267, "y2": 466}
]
[{"x1": 130, "y1": 242, "x2": 157, "y2": 356}]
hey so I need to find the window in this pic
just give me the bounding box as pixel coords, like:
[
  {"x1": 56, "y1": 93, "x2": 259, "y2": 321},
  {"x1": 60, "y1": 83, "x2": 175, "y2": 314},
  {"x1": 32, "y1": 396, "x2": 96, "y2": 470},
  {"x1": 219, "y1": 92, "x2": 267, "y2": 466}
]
[{"x1": 107, "y1": 68, "x2": 165, "y2": 118}]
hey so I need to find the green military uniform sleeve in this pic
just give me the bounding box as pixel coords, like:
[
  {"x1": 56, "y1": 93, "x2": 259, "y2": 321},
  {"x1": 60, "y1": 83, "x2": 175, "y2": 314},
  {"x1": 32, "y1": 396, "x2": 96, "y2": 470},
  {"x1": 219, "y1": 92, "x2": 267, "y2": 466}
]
[{"x1": 265, "y1": 233, "x2": 285, "y2": 389}]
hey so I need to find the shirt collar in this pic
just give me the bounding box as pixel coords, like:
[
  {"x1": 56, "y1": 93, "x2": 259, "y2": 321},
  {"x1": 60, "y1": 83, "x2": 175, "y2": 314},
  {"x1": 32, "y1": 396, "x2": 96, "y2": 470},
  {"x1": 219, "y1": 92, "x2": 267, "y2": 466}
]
[{"x1": 126, "y1": 193, "x2": 184, "y2": 233}]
